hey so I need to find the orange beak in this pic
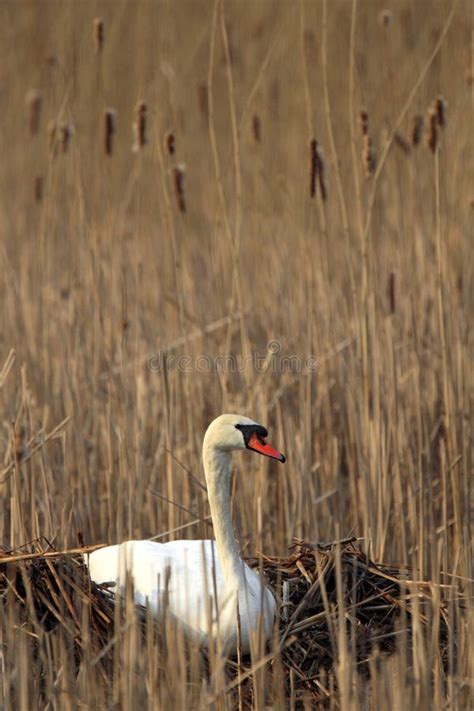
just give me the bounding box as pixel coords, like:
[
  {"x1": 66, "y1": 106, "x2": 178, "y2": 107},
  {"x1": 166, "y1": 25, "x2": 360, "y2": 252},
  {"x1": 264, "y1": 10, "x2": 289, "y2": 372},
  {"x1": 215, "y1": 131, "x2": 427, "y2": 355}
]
[{"x1": 248, "y1": 432, "x2": 286, "y2": 463}]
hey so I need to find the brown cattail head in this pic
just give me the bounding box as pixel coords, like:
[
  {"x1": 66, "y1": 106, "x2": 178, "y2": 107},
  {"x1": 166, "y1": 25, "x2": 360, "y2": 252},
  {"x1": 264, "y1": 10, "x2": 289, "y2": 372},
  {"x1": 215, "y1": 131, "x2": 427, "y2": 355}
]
[
  {"x1": 133, "y1": 101, "x2": 147, "y2": 150},
  {"x1": 173, "y1": 164, "x2": 186, "y2": 213},
  {"x1": 34, "y1": 175, "x2": 44, "y2": 203},
  {"x1": 26, "y1": 90, "x2": 42, "y2": 136},
  {"x1": 435, "y1": 95, "x2": 447, "y2": 127},
  {"x1": 252, "y1": 114, "x2": 261, "y2": 143},
  {"x1": 427, "y1": 104, "x2": 438, "y2": 153},
  {"x1": 60, "y1": 123, "x2": 74, "y2": 153},
  {"x1": 412, "y1": 114, "x2": 424, "y2": 146},
  {"x1": 388, "y1": 271, "x2": 396, "y2": 314},
  {"x1": 165, "y1": 132, "x2": 175, "y2": 156},
  {"x1": 104, "y1": 108, "x2": 117, "y2": 155},
  {"x1": 94, "y1": 18, "x2": 105, "y2": 53}
]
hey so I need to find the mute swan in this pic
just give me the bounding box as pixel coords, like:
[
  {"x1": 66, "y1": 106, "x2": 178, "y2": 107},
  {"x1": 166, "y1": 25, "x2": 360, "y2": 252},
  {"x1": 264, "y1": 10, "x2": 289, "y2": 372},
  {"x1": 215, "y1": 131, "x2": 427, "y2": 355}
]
[{"x1": 87, "y1": 414, "x2": 285, "y2": 655}]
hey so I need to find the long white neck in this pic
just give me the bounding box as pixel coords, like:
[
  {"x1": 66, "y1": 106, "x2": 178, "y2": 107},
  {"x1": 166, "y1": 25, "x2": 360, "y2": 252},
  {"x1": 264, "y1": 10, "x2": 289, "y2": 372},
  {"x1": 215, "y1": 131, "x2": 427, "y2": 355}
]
[{"x1": 202, "y1": 442, "x2": 242, "y2": 583}]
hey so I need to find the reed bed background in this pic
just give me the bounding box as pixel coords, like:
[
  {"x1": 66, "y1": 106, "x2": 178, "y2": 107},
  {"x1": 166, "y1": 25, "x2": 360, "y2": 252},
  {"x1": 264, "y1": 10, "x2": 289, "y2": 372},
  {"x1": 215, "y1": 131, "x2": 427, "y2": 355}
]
[{"x1": 0, "y1": 0, "x2": 472, "y2": 708}]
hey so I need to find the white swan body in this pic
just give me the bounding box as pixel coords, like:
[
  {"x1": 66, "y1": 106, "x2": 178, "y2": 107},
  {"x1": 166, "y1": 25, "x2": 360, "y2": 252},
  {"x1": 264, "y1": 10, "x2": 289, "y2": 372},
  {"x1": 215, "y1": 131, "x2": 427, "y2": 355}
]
[{"x1": 87, "y1": 414, "x2": 285, "y2": 655}]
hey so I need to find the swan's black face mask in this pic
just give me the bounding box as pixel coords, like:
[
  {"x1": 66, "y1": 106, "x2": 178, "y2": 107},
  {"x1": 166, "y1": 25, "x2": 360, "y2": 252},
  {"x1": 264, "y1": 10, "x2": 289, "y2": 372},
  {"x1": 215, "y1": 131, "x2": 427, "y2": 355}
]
[{"x1": 235, "y1": 424, "x2": 286, "y2": 463}]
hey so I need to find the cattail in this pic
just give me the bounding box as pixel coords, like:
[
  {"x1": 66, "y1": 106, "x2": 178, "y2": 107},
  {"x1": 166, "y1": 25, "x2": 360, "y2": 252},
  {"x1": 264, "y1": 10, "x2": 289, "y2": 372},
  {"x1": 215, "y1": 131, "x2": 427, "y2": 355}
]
[
  {"x1": 165, "y1": 132, "x2": 175, "y2": 156},
  {"x1": 26, "y1": 90, "x2": 42, "y2": 136},
  {"x1": 34, "y1": 175, "x2": 44, "y2": 202},
  {"x1": 394, "y1": 132, "x2": 410, "y2": 155},
  {"x1": 133, "y1": 101, "x2": 147, "y2": 150},
  {"x1": 412, "y1": 114, "x2": 423, "y2": 146},
  {"x1": 173, "y1": 164, "x2": 186, "y2": 213},
  {"x1": 435, "y1": 95, "x2": 447, "y2": 127},
  {"x1": 388, "y1": 272, "x2": 396, "y2": 314},
  {"x1": 94, "y1": 18, "x2": 105, "y2": 53},
  {"x1": 360, "y1": 111, "x2": 376, "y2": 177},
  {"x1": 104, "y1": 108, "x2": 117, "y2": 155},
  {"x1": 427, "y1": 104, "x2": 438, "y2": 153},
  {"x1": 252, "y1": 115, "x2": 261, "y2": 143},
  {"x1": 60, "y1": 123, "x2": 73, "y2": 153}
]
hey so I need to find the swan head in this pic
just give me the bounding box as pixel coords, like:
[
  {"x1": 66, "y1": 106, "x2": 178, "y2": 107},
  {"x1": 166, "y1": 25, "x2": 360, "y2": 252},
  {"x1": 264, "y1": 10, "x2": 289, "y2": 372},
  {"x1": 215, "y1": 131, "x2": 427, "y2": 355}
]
[{"x1": 203, "y1": 414, "x2": 285, "y2": 463}]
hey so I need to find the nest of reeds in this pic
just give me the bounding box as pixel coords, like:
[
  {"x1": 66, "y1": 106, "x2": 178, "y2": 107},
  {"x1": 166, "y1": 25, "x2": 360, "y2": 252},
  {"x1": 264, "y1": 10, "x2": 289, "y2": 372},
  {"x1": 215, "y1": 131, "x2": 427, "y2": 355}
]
[{"x1": 0, "y1": 537, "x2": 454, "y2": 705}]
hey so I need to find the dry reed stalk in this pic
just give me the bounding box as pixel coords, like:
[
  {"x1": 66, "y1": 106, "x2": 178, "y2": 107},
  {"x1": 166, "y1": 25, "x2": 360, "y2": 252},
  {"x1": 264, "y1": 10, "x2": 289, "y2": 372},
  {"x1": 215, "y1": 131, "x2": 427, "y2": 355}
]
[
  {"x1": 197, "y1": 82, "x2": 209, "y2": 119},
  {"x1": 26, "y1": 90, "x2": 42, "y2": 136},
  {"x1": 412, "y1": 114, "x2": 424, "y2": 145},
  {"x1": 104, "y1": 109, "x2": 116, "y2": 155},
  {"x1": 94, "y1": 18, "x2": 105, "y2": 53},
  {"x1": 133, "y1": 101, "x2": 147, "y2": 150}
]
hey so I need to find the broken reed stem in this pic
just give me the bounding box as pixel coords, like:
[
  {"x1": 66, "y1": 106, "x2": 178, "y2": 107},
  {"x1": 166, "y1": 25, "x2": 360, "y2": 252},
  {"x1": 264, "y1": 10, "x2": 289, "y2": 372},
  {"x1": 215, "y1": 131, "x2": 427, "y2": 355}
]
[
  {"x1": 310, "y1": 139, "x2": 327, "y2": 201},
  {"x1": 104, "y1": 109, "x2": 117, "y2": 156},
  {"x1": 173, "y1": 165, "x2": 186, "y2": 213},
  {"x1": 133, "y1": 101, "x2": 147, "y2": 150},
  {"x1": 94, "y1": 18, "x2": 105, "y2": 53}
]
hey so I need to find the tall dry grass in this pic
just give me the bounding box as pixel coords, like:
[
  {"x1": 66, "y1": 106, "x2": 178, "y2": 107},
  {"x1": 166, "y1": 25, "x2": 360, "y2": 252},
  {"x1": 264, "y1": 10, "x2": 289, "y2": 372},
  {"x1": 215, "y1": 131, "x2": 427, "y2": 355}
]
[{"x1": 0, "y1": 0, "x2": 472, "y2": 707}]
